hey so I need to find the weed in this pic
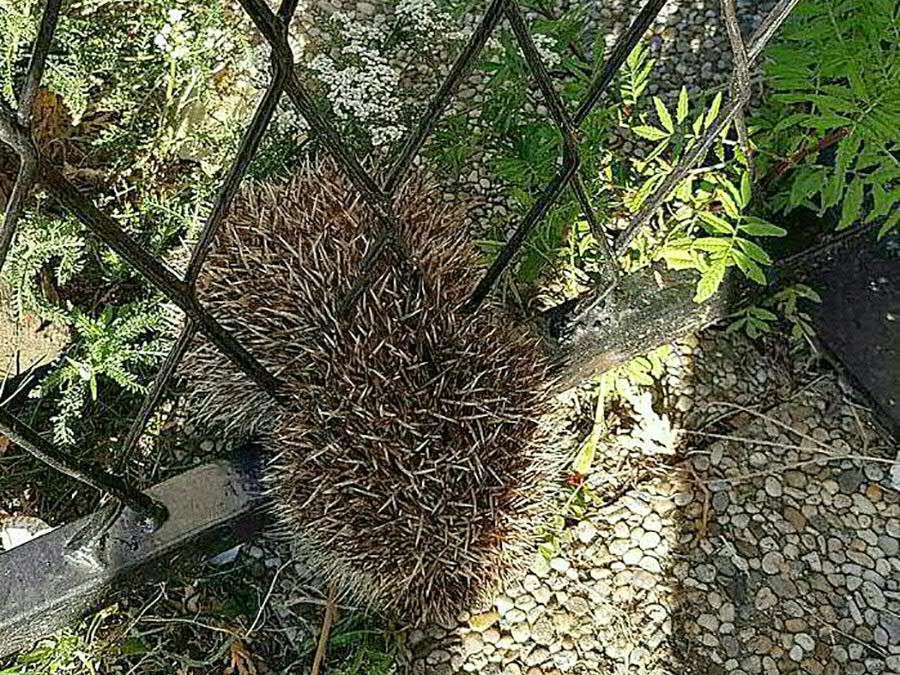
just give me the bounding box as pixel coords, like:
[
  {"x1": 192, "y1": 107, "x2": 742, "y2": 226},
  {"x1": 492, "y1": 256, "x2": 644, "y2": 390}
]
[{"x1": 753, "y1": 0, "x2": 899, "y2": 237}]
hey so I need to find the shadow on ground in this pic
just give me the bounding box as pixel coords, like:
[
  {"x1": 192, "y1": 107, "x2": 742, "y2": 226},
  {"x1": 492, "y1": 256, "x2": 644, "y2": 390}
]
[{"x1": 399, "y1": 327, "x2": 898, "y2": 675}]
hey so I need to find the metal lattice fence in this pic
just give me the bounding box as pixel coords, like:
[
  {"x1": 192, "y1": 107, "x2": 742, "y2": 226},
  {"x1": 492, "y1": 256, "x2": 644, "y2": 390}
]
[{"x1": 0, "y1": 0, "x2": 800, "y2": 651}]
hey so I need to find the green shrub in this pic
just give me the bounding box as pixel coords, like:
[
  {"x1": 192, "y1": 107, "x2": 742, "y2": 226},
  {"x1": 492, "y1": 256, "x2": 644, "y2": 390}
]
[
  {"x1": 0, "y1": 0, "x2": 259, "y2": 443},
  {"x1": 753, "y1": 0, "x2": 899, "y2": 237}
]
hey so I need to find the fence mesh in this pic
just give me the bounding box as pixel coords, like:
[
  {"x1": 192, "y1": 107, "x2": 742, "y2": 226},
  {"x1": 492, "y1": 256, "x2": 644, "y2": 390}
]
[{"x1": 0, "y1": 0, "x2": 798, "y2": 533}]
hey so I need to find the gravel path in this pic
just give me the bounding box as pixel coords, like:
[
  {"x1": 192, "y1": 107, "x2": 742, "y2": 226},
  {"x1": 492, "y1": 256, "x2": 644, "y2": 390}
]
[{"x1": 400, "y1": 332, "x2": 899, "y2": 675}]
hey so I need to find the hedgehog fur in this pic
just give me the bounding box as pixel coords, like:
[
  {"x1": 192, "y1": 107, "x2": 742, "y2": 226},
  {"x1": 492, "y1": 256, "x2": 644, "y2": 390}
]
[{"x1": 182, "y1": 159, "x2": 556, "y2": 623}]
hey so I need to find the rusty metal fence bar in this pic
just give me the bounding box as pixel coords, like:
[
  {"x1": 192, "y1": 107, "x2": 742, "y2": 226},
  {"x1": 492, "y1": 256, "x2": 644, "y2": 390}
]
[
  {"x1": 614, "y1": 0, "x2": 801, "y2": 256},
  {"x1": 464, "y1": 0, "x2": 668, "y2": 311},
  {"x1": 0, "y1": 0, "x2": 802, "y2": 634},
  {"x1": 119, "y1": 0, "x2": 300, "y2": 467}
]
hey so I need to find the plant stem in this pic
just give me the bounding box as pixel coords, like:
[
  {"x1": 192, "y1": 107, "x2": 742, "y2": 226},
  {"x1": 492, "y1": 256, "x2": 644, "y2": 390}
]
[{"x1": 762, "y1": 127, "x2": 849, "y2": 189}]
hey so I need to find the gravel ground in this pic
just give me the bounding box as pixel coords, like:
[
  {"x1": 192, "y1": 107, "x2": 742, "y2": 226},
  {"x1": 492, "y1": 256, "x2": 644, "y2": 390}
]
[
  {"x1": 398, "y1": 332, "x2": 899, "y2": 675},
  {"x1": 583, "y1": 0, "x2": 776, "y2": 101}
]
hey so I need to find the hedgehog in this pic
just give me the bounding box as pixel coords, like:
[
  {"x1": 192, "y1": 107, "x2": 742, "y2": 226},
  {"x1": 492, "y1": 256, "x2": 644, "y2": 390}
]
[{"x1": 182, "y1": 159, "x2": 556, "y2": 623}]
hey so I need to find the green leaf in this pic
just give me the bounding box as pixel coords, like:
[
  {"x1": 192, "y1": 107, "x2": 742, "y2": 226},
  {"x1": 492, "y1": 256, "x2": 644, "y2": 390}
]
[
  {"x1": 120, "y1": 637, "x2": 149, "y2": 656},
  {"x1": 694, "y1": 260, "x2": 726, "y2": 303},
  {"x1": 704, "y1": 92, "x2": 723, "y2": 130},
  {"x1": 693, "y1": 237, "x2": 732, "y2": 252},
  {"x1": 821, "y1": 170, "x2": 845, "y2": 210},
  {"x1": 789, "y1": 167, "x2": 827, "y2": 208},
  {"x1": 660, "y1": 246, "x2": 697, "y2": 270},
  {"x1": 739, "y1": 171, "x2": 752, "y2": 208},
  {"x1": 836, "y1": 134, "x2": 862, "y2": 175},
  {"x1": 794, "y1": 284, "x2": 822, "y2": 303},
  {"x1": 839, "y1": 177, "x2": 864, "y2": 229},
  {"x1": 877, "y1": 209, "x2": 899, "y2": 239},
  {"x1": 718, "y1": 190, "x2": 741, "y2": 219},
  {"x1": 749, "y1": 307, "x2": 778, "y2": 321},
  {"x1": 736, "y1": 238, "x2": 772, "y2": 265},
  {"x1": 692, "y1": 112, "x2": 703, "y2": 136},
  {"x1": 677, "y1": 86, "x2": 689, "y2": 123},
  {"x1": 726, "y1": 316, "x2": 747, "y2": 334},
  {"x1": 572, "y1": 437, "x2": 596, "y2": 476},
  {"x1": 630, "y1": 173, "x2": 663, "y2": 210},
  {"x1": 632, "y1": 125, "x2": 670, "y2": 141},
  {"x1": 653, "y1": 96, "x2": 674, "y2": 133},
  {"x1": 871, "y1": 185, "x2": 900, "y2": 222},
  {"x1": 749, "y1": 317, "x2": 772, "y2": 333},
  {"x1": 866, "y1": 183, "x2": 888, "y2": 222},
  {"x1": 739, "y1": 217, "x2": 787, "y2": 237},
  {"x1": 731, "y1": 249, "x2": 767, "y2": 284},
  {"x1": 698, "y1": 211, "x2": 735, "y2": 234},
  {"x1": 539, "y1": 541, "x2": 558, "y2": 560},
  {"x1": 772, "y1": 112, "x2": 813, "y2": 134},
  {"x1": 674, "y1": 175, "x2": 694, "y2": 202}
]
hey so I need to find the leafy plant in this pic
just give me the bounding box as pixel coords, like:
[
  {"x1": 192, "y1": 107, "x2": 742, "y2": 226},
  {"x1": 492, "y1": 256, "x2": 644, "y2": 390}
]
[
  {"x1": 0, "y1": 0, "x2": 260, "y2": 442},
  {"x1": 606, "y1": 82, "x2": 786, "y2": 302},
  {"x1": 0, "y1": 628, "x2": 112, "y2": 675},
  {"x1": 428, "y1": 14, "x2": 788, "y2": 303},
  {"x1": 652, "y1": 166, "x2": 787, "y2": 302},
  {"x1": 0, "y1": 0, "x2": 38, "y2": 106},
  {"x1": 30, "y1": 304, "x2": 164, "y2": 445},
  {"x1": 540, "y1": 342, "x2": 675, "y2": 559},
  {"x1": 2, "y1": 210, "x2": 85, "y2": 324},
  {"x1": 328, "y1": 615, "x2": 399, "y2": 675},
  {"x1": 727, "y1": 283, "x2": 822, "y2": 341},
  {"x1": 0, "y1": 629, "x2": 103, "y2": 675},
  {"x1": 405, "y1": 2, "x2": 610, "y2": 285},
  {"x1": 754, "y1": 0, "x2": 899, "y2": 237},
  {"x1": 618, "y1": 38, "x2": 655, "y2": 108}
]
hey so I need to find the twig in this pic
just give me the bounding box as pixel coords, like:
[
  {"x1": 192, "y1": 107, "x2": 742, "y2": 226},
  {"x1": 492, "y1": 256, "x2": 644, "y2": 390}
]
[
  {"x1": 760, "y1": 127, "x2": 849, "y2": 188},
  {"x1": 683, "y1": 429, "x2": 895, "y2": 464},
  {"x1": 706, "y1": 400, "x2": 831, "y2": 453},
  {"x1": 614, "y1": 0, "x2": 802, "y2": 254},
  {"x1": 141, "y1": 616, "x2": 242, "y2": 638},
  {"x1": 796, "y1": 597, "x2": 891, "y2": 658},
  {"x1": 719, "y1": 0, "x2": 753, "y2": 174},
  {"x1": 310, "y1": 581, "x2": 338, "y2": 675},
  {"x1": 683, "y1": 400, "x2": 898, "y2": 489},
  {"x1": 116, "y1": 583, "x2": 167, "y2": 644},
  {"x1": 246, "y1": 560, "x2": 291, "y2": 639},
  {"x1": 713, "y1": 453, "x2": 899, "y2": 487},
  {"x1": 285, "y1": 595, "x2": 360, "y2": 611},
  {"x1": 846, "y1": 398, "x2": 871, "y2": 455}
]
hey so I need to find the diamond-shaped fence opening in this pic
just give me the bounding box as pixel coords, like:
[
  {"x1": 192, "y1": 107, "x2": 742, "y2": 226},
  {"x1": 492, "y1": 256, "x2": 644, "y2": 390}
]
[{"x1": 0, "y1": 0, "x2": 800, "y2": 625}]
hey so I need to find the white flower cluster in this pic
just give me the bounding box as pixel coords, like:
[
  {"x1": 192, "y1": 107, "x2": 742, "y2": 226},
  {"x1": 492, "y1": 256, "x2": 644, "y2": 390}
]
[
  {"x1": 531, "y1": 33, "x2": 561, "y2": 68},
  {"x1": 395, "y1": 0, "x2": 456, "y2": 38},
  {"x1": 153, "y1": 8, "x2": 194, "y2": 60},
  {"x1": 309, "y1": 12, "x2": 406, "y2": 147}
]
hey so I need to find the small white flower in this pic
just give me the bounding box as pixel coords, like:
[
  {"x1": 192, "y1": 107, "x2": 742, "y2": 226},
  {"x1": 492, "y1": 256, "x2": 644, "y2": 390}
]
[
  {"x1": 531, "y1": 34, "x2": 561, "y2": 68},
  {"x1": 396, "y1": 0, "x2": 449, "y2": 35},
  {"x1": 168, "y1": 8, "x2": 185, "y2": 23}
]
